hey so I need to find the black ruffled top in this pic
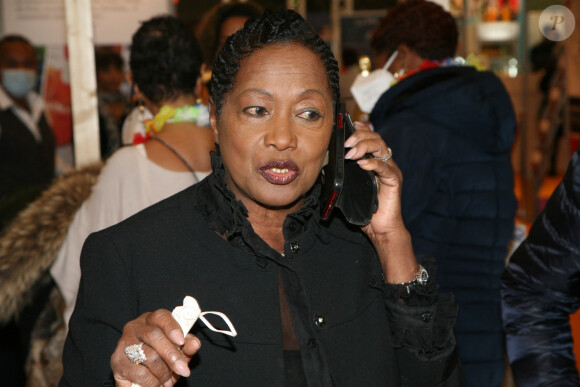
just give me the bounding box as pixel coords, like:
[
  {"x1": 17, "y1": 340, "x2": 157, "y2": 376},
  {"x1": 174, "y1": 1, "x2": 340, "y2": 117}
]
[
  {"x1": 196, "y1": 149, "x2": 321, "y2": 268},
  {"x1": 196, "y1": 149, "x2": 459, "y2": 363}
]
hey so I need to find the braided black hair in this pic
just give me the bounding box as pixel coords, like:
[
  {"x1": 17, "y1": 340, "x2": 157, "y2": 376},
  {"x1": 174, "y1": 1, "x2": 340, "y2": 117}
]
[
  {"x1": 209, "y1": 9, "x2": 339, "y2": 118},
  {"x1": 130, "y1": 15, "x2": 202, "y2": 105}
]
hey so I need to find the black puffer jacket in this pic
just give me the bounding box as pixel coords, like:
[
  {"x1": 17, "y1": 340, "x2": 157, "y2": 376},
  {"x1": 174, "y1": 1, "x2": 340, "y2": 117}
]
[
  {"x1": 371, "y1": 66, "x2": 517, "y2": 387},
  {"x1": 502, "y1": 145, "x2": 580, "y2": 386}
]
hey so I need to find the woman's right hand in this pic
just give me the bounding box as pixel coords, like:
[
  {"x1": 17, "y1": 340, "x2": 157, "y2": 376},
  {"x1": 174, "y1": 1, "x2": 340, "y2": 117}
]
[{"x1": 110, "y1": 309, "x2": 201, "y2": 387}]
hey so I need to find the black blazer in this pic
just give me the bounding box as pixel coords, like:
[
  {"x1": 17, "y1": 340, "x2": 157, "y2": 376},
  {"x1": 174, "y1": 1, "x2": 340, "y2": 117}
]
[{"x1": 60, "y1": 170, "x2": 464, "y2": 386}]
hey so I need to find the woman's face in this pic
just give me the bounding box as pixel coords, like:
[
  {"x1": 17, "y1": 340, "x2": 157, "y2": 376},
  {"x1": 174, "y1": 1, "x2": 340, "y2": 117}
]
[
  {"x1": 97, "y1": 65, "x2": 124, "y2": 94},
  {"x1": 211, "y1": 42, "x2": 334, "y2": 212}
]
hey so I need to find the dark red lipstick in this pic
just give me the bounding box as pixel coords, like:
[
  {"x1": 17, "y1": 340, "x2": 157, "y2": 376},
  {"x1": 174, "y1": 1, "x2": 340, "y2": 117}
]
[{"x1": 259, "y1": 160, "x2": 299, "y2": 185}]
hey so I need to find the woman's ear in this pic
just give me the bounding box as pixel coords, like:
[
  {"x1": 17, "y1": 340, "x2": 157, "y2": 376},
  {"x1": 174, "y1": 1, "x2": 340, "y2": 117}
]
[
  {"x1": 394, "y1": 44, "x2": 409, "y2": 72},
  {"x1": 396, "y1": 44, "x2": 424, "y2": 73},
  {"x1": 209, "y1": 98, "x2": 219, "y2": 144}
]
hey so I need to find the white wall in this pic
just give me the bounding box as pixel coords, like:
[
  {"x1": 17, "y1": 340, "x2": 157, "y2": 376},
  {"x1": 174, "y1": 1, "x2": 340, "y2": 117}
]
[{"x1": 1, "y1": 0, "x2": 174, "y2": 45}]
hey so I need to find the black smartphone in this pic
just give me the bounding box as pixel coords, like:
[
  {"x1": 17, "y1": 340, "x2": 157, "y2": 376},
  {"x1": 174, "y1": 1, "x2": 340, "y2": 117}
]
[
  {"x1": 320, "y1": 105, "x2": 378, "y2": 225},
  {"x1": 320, "y1": 106, "x2": 345, "y2": 221}
]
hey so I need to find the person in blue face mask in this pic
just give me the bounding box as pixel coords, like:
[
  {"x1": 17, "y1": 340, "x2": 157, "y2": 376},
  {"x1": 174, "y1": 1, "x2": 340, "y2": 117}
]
[
  {"x1": 0, "y1": 34, "x2": 56, "y2": 228},
  {"x1": 0, "y1": 34, "x2": 56, "y2": 387}
]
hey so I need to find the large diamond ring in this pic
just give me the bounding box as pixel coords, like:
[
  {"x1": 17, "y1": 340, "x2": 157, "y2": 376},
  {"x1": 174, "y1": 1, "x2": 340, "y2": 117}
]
[
  {"x1": 124, "y1": 343, "x2": 147, "y2": 364},
  {"x1": 373, "y1": 147, "x2": 393, "y2": 162}
]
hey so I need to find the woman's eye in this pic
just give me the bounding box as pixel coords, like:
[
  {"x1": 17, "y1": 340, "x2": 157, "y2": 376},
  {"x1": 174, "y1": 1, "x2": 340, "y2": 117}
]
[
  {"x1": 243, "y1": 106, "x2": 268, "y2": 117},
  {"x1": 297, "y1": 110, "x2": 322, "y2": 121}
]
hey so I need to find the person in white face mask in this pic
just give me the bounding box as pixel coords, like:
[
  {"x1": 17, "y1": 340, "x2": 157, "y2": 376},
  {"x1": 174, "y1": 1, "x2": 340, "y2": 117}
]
[
  {"x1": 366, "y1": 1, "x2": 517, "y2": 386},
  {"x1": 349, "y1": 49, "x2": 399, "y2": 116},
  {"x1": 0, "y1": 34, "x2": 56, "y2": 227}
]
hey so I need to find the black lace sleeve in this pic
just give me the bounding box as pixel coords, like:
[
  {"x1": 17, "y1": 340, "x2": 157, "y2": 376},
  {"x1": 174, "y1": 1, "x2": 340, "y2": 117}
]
[{"x1": 370, "y1": 256, "x2": 463, "y2": 385}]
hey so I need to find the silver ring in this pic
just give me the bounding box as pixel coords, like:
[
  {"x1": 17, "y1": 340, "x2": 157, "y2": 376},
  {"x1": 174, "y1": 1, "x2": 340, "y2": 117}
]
[
  {"x1": 374, "y1": 147, "x2": 393, "y2": 163},
  {"x1": 124, "y1": 342, "x2": 147, "y2": 364}
]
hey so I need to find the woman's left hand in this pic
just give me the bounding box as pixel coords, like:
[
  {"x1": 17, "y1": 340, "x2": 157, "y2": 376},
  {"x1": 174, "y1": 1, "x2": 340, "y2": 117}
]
[
  {"x1": 344, "y1": 121, "x2": 418, "y2": 283},
  {"x1": 344, "y1": 121, "x2": 404, "y2": 237}
]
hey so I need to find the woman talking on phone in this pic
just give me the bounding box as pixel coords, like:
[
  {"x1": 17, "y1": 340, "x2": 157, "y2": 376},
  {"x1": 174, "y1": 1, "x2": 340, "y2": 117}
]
[{"x1": 60, "y1": 10, "x2": 464, "y2": 386}]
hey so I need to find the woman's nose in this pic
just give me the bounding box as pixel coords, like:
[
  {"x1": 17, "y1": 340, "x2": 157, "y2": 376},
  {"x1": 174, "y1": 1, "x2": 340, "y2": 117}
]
[{"x1": 264, "y1": 115, "x2": 297, "y2": 151}]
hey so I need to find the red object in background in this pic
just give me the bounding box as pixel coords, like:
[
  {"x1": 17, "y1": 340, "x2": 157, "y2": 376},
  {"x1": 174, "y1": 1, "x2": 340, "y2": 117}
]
[
  {"x1": 509, "y1": 0, "x2": 519, "y2": 13},
  {"x1": 496, "y1": 0, "x2": 519, "y2": 10},
  {"x1": 42, "y1": 45, "x2": 73, "y2": 147},
  {"x1": 43, "y1": 67, "x2": 72, "y2": 146}
]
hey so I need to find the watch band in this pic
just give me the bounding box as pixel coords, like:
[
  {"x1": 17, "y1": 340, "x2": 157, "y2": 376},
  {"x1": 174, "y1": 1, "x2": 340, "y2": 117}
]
[{"x1": 396, "y1": 264, "x2": 429, "y2": 293}]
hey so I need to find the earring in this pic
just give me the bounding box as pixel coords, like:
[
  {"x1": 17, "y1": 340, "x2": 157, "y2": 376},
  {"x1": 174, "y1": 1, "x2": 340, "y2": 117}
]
[
  {"x1": 394, "y1": 68, "x2": 406, "y2": 80},
  {"x1": 130, "y1": 98, "x2": 148, "y2": 145},
  {"x1": 137, "y1": 98, "x2": 146, "y2": 124}
]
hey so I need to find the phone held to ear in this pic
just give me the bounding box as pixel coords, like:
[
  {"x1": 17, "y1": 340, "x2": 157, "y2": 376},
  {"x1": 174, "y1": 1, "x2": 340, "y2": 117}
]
[{"x1": 320, "y1": 105, "x2": 378, "y2": 226}]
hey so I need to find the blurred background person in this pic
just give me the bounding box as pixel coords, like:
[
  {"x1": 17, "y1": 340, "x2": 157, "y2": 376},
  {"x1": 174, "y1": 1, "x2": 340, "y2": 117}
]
[
  {"x1": 194, "y1": 0, "x2": 263, "y2": 104},
  {"x1": 0, "y1": 34, "x2": 55, "y2": 230},
  {"x1": 366, "y1": 1, "x2": 517, "y2": 385},
  {"x1": 0, "y1": 33, "x2": 56, "y2": 387},
  {"x1": 95, "y1": 48, "x2": 130, "y2": 159},
  {"x1": 51, "y1": 14, "x2": 215, "y2": 328},
  {"x1": 502, "y1": 145, "x2": 580, "y2": 387},
  {"x1": 117, "y1": 1, "x2": 262, "y2": 147}
]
